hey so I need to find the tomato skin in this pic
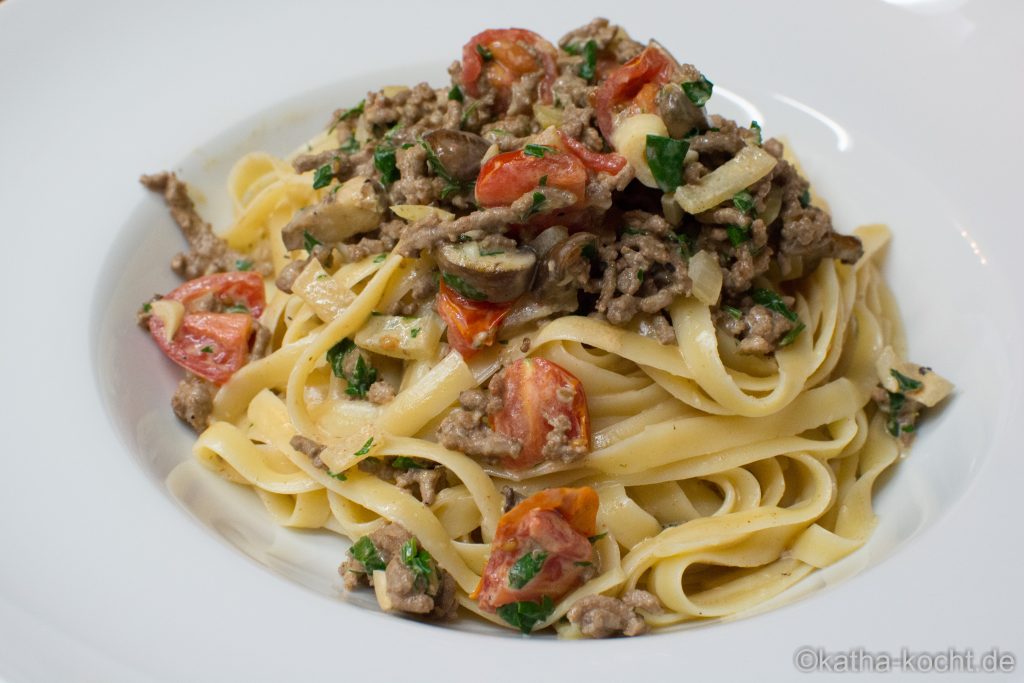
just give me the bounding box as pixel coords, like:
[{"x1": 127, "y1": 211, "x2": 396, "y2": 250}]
[
  {"x1": 473, "y1": 486, "x2": 599, "y2": 612},
  {"x1": 164, "y1": 271, "x2": 266, "y2": 318},
  {"x1": 148, "y1": 312, "x2": 253, "y2": 385},
  {"x1": 593, "y1": 45, "x2": 677, "y2": 140},
  {"x1": 435, "y1": 281, "x2": 513, "y2": 358},
  {"x1": 148, "y1": 271, "x2": 265, "y2": 385},
  {"x1": 461, "y1": 28, "x2": 558, "y2": 105},
  {"x1": 491, "y1": 358, "x2": 590, "y2": 470},
  {"x1": 474, "y1": 148, "x2": 587, "y2": 209},
  {"x1": 557, "y1": 130, "x2": 628, "y2": 175}
]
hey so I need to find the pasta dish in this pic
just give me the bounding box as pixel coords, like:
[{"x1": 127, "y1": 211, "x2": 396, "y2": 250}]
[{"x1": 136, "y1": 18, "x2": 952, "y2": 637}]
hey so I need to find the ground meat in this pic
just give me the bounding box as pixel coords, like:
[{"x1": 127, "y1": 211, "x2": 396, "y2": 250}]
[
  {"x1": 359, "y1": 458, "x2": 447, "y2": 505},
  {"x1": 558, "y1": 18, "x2": 643, "y2": 65},
  {"x1": 541, "y1": 414, "x2": 588, "y2": 463},
  {"x1": 872, "y1": 386, "x2": 924, "y2": 447},
  {"x1": 367, "y1": 379, "x2": 396, "y2": 405},
  {"x1": 171, "y1": 373, "x2": 214, "y2": 433},
  {"x1": 501, "y1": 486, "x2": 524, "y2": 513},
  {"x1": 567, "y1": 590, "x2": 663, "y2": 638},
  {"x1": 339, "y1": 523, "x2": 458, "y2": 620},
  {"x1": 637, "y1": 313, "x2": 676, "y2": 345},
  {"x1": 717, "y1": 302, "x2": 796, "y2": 355},
  {"x1": 141, "y1": 172, "x2": 266, "y2": 279},
  {"x1": 436, "y1": 383, "x2": 522, "y2": 460}
]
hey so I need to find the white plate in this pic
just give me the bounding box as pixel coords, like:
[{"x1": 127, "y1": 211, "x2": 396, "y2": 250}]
[{"x1": 1, "y1": 1, "x2": 1022, "y2": 681}]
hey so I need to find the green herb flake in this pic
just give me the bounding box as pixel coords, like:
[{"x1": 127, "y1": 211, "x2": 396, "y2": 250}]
[
  {"x1": 350, "y1": 535, "x2": 385, "y2": 573},
  {"x1": 891, "y1": 368, "x2": 923, "y2": 392},
  {"x1": 200, "y1": 345, "x2": 213, "y2": 353},
  {"x1": 235, "y1": 259, "x2": 253, "y2": 271},
  {"x1": 326, "y1": 338, "x2": 355, "y2": 378},
  {"x1": 644, "y1": 134, "x2": 689, "y2": 193},
  {"x1": 622, "y1": 227, "x2": 645, "y2": 236},
  {"x1": 460, "y1": 100, "x2": 480, "y2": 128},
  {"x1": 327, "y1": 470, "x2": 348, "y2": 481},
  {"x1": 778, "y1": 321, "x2": 806, "y2": 347},
  {"x1": 303, "y1": 230, "x2": 322, "y2": 253},
  {"x1": 475, "y1": 43, "x2": 493, "y2": 61},
  {"x1": 225, "y1": 304, "x2": 250, "y2": 314},
  {"x1": 750, "y1": 120, "x2": 762, "y2": 145},
  {"x1": 723, "y1": 305, "x2": 743, "y2": 319},
  {"x1": 496, "y1": 596, "x2": 555, "y2": 635},
  {"x1": 886, "y1": 391, "x2": 906, "y2": 437},
  {"x1": 752, "y1": 288, "x2": 799, "y2": 322},
  {"x1": 726, "y1": 224, "x2": 750, "y2": 246},
  {"x1": 441, "y1": 272, "x2": 488, "y2": 301},
  {"x1": 538, "y1": 174, "x2": 548, "y2": 187},
  {"x1": 373, "y1": 253, "x2": 387, "y2": 263},
  {"x1": 523, "y1": 143, "x2": 557, "y2": 158},
  {"x1": 340, "y1": 136, "x2": 360, "y2": 153},
  {"x1": 588, "y1": 532, "x2": 608, "y2": 544},
  {"x1": 799, "y1": 188, "x2": 812, "y2": 208},
  {"x1": 578, "y1": 39, "x2": 598, "y2": 81},
  {"x1": 327, "y1": 100, "x2": 365, "y2": 133},
  {"x1": 400, "y1": 537, "x2": 434, "y2": 581},
  {"x1": 525, "y1": 191, "x2": 546, "y2": 218},
  {"x1": 508, "y1": 550, "x2": 549, "y2": 589},
  {"x1": 312, "y1": 163, "x2": 334, "y2": 190},
  {"x1": 733, "y1": 190, "x2": 755, "y2": 215},
  {"x1": 670, "y1": 231, "x2": 693, "y2": 259},
  {"x1": 637, "y1": 269, "x2": 645, "y2": 282},
  {"x1": 353, "y1": 436, "x2": 375, "y2": 457},
  {"x1": 581, "y1": 242, "x2": 598, "y2": 261},
  {"x1": 574, "y1": 561, "x2": 594, "y2": 567},
  {"x1": 448, "y1": 84, "x2": 464, "y2": 102},
  {"x1": 682, "y1": 75, "x2": 714, "y2": 107},
  {"x1": 390, "y1": 456, "x2": 422, "y2": 470},
  {"x1": 562, "y1": 43, "x2": 582, "y2": 56},
  {"x1": 346, "y1": 355, "x2": 378, "y2": 399},
  {"x1": 374, "y1": 145, "x2": 399, "y2": 186},
  {"x1": 142, "y1": 302, "x2": 152, "y2": 313},
  {"x1": 410, "y1": 327, "x2": 421, "y2": 338},
  {"x1": 421, "y1": 138, "x2": 470, "y2": 199}
]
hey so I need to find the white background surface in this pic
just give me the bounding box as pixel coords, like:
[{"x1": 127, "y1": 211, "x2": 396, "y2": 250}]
[{"x1": 1, "y1": 1, "x2": 1022, "y2": 681}]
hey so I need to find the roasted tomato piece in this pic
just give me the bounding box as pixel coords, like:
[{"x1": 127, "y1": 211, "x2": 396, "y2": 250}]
[
  {"x1": 475, "y1": 147, "x2": 587, "y2": 211},
  {"x1": 593, "y1": 44, "x2": 678, "y2": 139},
  {"x1": 435, "y1": 280, "x2": 513, "y2": 358},
  {"x1": 149, "y1": 312, "x2": 253, "y2": 385},
  {"x1": 491, "y1": 357, "x2": 590, "y2": 470},
  {"x1": 474, "y1": 486, "x2": 599, "y2": 612},
  {"x1": 164, "y1": 271, "x2": 266, "y2": 317},
  {"x1": 557, "y1": 130, "x2": 628, "y2": 175},
  {"x1": 461, "y1": 28, "x2": 558, "y2": 106}
]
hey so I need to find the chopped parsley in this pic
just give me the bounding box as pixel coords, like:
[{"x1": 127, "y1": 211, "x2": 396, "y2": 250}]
[
  {"x1": 733, "y1": 190, "x2": 755, "y2": 215},
  {"x1": 891, "y1": 368, "x2": 923, "y2": 392},
  {"x1": 778, "y1": 322, "x2": 806, "y2": 347},
  {"x1": 339, "y1": 136, "x2": 360, "y2": 153},
  {"x1": 400, "y1": 537, "x2": 434, "y2": 582},
  {"x1": 327, "y1": 470, "x2": 348, "y2": 481},
  {"x1": 578, "y1": 39, "x2": 598, "y2": 81},
  {"x1": 303, "y1": 230, "x2": 322, "y2": 252},
  {"x1": 312, "y1": 163, "x2": 334, "y2": 190},
  {"x1": 752, "y1": 288, "x2": 799, "y2": 322},
  {"x1": 799, "y1": 188, "x2": 812, "y2": 208},
  {"x1": 200, "y1": 345, "x2": 214, "y2": 353},
  {"x1": 750, "y1": 120, "x2": 762, "y2": 145},
  {"x1": 328, "y1": 100, "x2": 365, "y2": 132},
  {"x1": 637, "y1": 269, "x2": 645, "y2": 282},
  {"x1": 538, "y1": 174, "x2": 548, "y2": 187},
  {"x1": 562, "y1": 43, "x2": 583, "y2": 56},
  {"x1": 588, "y1": 532, "x2": 608, "y2": 544},
  {"x1": 326, "y1": 339, "x2": 378, "y2": 399},
  {"x1": 460, "y1": 100, "x2": 480, "y2": 128},
  {"x1": 353, "y1": 437, "x2": 375, "y2": 457},
  {"x1": 441, "y1": 272, "x2": 488, "y2": 301},
  {"x1": 350, "y1": 535, "x2": 385, "y2": 573},
  {"x1": 644, "y1": 134, "x2": 689, "y2": 193},
  {"x1": 448, "y1": 84, "x2": 464, "y2": 102},
  {"x1": 581, "y1": 242, "x2": 598, "y2": 261},
  {"x1": 475, "y1": 43, "x2": 493, "y2": 61},
  {"x1": 682, "y1": 74, "x2": 714, "y2": 107},
  {"x1": 525, "y1": 191, "x2": 546, "y2": 218},
  {"x1": 373, "y1": 253, "x2": 387, "y2": 263},
  {"x1": 420, "y1": 138, "x2": 472, "y2": 199},
  {"x1": 478, "y1": 248, "x2": 505, "y2": 256},
  {"x1": 390, "y1": 456, "x2": 422, "y2": 470},
  {"x1": 886, "y1": 391, "x2": 906, "y2": 437},
  {"x1": 523, "y1": 143, "x2": 557, "y2": 158},
  {"x1": 496, "y1": 596, "x2": 555, "y2": 635},
  {"x1": 142, "y1": 302, "x2": 152, "y2": 313},
  {"x1": 410, "y1": 327, "x2": 421, "y2": 338},
  {"x1": 373, "y1": 145, "x2": 399, "y2": 186},
  {"x1": 235, "y1": 258, "x2": 253, "y2": 271},
  {"x1": 622, "y1": 227, "x2": 645, "y2": 236},
  {"x1": 574, "y1": 561, "x2": 594, "y2": 567},
  {"x1": 508, "y1": 550, "x2": 549, "y2": 589},
  {"x1": 225, "y1": 304, "x2": 250, "y2": 314},
  {"x1": 670, "y1": 231, "x2": 694, "y2": 259},
  {"x1": 723, "y1": 305, "x2": 743, "y2": 319},
  {"x1": 726, "y1": 224, "x2": 750, "y2": 246}
]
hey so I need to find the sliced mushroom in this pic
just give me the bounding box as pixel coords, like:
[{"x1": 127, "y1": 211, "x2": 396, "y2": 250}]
[
  {"x1": 422, "y1": 129, "x2": 491, "y2": 183},
  {"x1": 434, "y1": 239, "x2": 537, "y2": 302},
  {"x1": 281, "y1": 176, "x2": 384, "y2": 250},
  {"x1": 533, "y1": 231, "x2": 598, "y2": 296},
  {"x1": 657, "y1": 83, "x2": 709, "y2": 139}
]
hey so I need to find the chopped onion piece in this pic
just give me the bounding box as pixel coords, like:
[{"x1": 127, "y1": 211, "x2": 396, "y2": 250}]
[
  {"x1": 390, "y1": 204, "x2": 455, "y2": 223},
  {"x1": 372, "y1": 569, "x2": 393, "y2": 611},
  {"x1": 674, "y1": 146, "x2": 777, "y2": 215},
  {"x1": 150, "y1": 299, "x2": 185, "y2": 344},
  {"x1": 688, "y1": 250, "x2": 722, "y2": 305},
  {"x1": 875, "y1": 346, "x2": 953, "y2": 408}
]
